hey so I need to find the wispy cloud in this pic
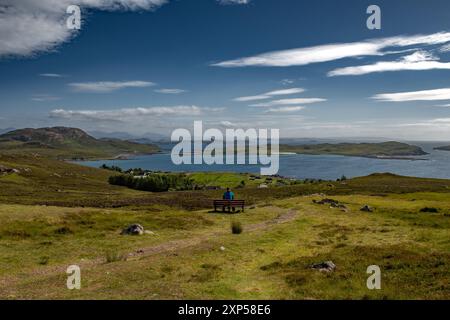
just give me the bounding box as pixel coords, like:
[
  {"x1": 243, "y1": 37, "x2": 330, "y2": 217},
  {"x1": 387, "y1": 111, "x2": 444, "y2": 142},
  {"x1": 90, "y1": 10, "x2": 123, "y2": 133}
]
[
  {"x1": 250, "y1": 98, "x2": 326, "y2": 107},
  {"x1": 264, "y1": 106, "x2": 305, "y2": 113},
  {"x1": 372, "y1": 88, "x2": 450, "y2": 102},
  {"x1": 69, "y1": 81, "x2": 155, "y2": 93},
  {"x1": 39, "y1": 73, "x2": 64, "y2": 78},
  {"x1": 50, "y1": 106, "x2": 223, "y2": 121},
  {"x1": 217, "y1": 0, "x2": 250, "y2": 5},
  {"x1": 280, "y1": 79, "x2": 295, "y2": 85},
  {"x1": 328, "y1": 51, "x2": 450, "y2": 76},
  {"x1": 233, "y1": 87, "x2": 305, "y2": 102},
  {"x1": 212, "y1": 32, "x2": 450, "y2": 67},
  {"x1": 31, "y1": 94, "x2": 60, "y2": 102},
  {"x1": 154, "y1": 88, "x2": 187, "y2": 94}
]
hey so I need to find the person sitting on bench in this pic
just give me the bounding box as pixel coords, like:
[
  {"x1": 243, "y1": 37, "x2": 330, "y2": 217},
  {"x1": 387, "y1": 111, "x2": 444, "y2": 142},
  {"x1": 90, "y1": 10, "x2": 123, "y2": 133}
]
[{"x1": 223, "y1": 187, "x2": 235, "y2": 212}]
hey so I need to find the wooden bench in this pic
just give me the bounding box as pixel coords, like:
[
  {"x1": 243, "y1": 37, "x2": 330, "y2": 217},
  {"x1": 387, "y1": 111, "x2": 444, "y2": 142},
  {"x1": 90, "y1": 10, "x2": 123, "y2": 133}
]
[{"x1": 213, "y1": 200, "x2": 245, "y2": 213}]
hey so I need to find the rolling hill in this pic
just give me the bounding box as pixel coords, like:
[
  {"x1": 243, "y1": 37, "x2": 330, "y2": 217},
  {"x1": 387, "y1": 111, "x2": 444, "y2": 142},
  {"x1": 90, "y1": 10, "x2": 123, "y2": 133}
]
[{"x1": 0, "y1": 127, "x2": 159, "y2": 160}]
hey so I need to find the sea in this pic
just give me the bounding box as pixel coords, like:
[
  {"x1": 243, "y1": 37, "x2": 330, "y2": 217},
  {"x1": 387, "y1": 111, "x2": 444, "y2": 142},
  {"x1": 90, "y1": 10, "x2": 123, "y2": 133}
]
[{"x1": 77, "y1": 142, "x2": 450, "y2": 180}]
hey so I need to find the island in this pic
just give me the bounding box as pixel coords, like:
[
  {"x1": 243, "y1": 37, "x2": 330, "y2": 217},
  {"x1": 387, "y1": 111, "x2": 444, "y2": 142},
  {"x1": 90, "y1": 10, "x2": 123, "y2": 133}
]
[
  {"x1": 279, "y1": 141, "x2": 428, "y2": 159},
  {"x1": 434, "y1": 145, "x2": 450, "y2": 151}
]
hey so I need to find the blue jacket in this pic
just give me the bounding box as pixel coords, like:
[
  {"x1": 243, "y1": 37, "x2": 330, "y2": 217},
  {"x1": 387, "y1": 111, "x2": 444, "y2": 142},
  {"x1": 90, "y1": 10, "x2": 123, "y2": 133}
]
[{"x1": 223, "y1": 191, "x2": 235, "y2": 200}]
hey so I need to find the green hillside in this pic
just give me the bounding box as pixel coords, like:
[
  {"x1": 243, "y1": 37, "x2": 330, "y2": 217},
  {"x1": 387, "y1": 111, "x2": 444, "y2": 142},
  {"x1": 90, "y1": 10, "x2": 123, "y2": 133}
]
[
  {"x1": 0, "y1": 127, "x2": 159, "y2": 160},
  {"x1": 280, "y1": 141, "x2": 427, "y2": 158}
]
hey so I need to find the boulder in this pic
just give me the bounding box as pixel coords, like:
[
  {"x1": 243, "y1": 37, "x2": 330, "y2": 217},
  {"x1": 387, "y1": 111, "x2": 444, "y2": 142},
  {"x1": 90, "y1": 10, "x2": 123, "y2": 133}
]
[
  {"x1": 360, "y1": 205, "x2": 374, "y2": 212},
  {"x1": 311, "y1": 261, "x2": 336, "y2": 273},
  {"x1": 121, "y1": 224, "x2": 145, "y2": 235}
]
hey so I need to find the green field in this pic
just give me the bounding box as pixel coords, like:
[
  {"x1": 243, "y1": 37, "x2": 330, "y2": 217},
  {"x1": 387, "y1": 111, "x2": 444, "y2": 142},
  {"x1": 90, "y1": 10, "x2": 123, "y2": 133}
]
[{"x1": 0, "y1": 151, "x2": 449, "y2": 299}]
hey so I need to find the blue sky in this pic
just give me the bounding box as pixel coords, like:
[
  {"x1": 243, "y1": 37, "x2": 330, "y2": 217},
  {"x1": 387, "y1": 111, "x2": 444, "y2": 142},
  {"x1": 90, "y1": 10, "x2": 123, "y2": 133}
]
[{"x1": 1, "y1": 0, "x2": 450, "y2": 140}]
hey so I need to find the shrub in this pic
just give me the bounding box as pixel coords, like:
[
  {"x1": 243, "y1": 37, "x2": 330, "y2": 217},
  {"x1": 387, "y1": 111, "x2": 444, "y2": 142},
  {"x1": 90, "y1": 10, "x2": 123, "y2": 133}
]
[
  {"x1": 420, "y1": 207, "x2": 439, "y2": 213},
  {"x1": 109, "y1": 173, "x2": 194, "y2": 192},
  {"x1": 38, "y1": 256, "x2": 50, "y2": 265},
  {"x1": 100, "y1": 164, "x2": 122, "y2": 172},
  {"x1": 105, "y1": 250, "x2": 127, "y2": 263},
  {"x1": 231, "y1": 221, "x2": 243, "y2": 234}
]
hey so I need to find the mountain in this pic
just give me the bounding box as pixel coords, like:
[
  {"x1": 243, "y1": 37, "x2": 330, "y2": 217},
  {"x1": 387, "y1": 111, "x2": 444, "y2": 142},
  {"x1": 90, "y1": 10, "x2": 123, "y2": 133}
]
[
  {"x1": 0, "y1": 127, "x2": 159, "y2": 160},
  {"x1": 280, "y1": 141, "x2": 428, "y2": 158}
]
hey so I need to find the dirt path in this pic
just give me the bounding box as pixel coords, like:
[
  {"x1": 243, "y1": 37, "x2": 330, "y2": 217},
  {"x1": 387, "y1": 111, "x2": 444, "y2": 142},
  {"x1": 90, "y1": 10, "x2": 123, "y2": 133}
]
[
  {"x1": 127, "y1": 208, "x2": 298, "y2": 260},
  {"x1": 0, "y1": 208, "x2": 298, "y2": 292}
]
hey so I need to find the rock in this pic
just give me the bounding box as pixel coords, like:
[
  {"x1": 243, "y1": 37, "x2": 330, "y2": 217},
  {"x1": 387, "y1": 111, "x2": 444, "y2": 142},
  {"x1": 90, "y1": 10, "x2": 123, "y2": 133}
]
[
  {"x1": 360, "y1": 205, "x2": 374, "y2": 212},
  {"x1": 258, "y1": 184, "x2": 268, "y2": 188},
  {"x1": 144, "y1": 230, "x2": 155, "y2": 235},
  {"x1": 311, "y1": 261, "x2": 336, "y2": 273},
  {"x1": 121, "y1": 224, "x2": 145, "y2": 235},
  {"x1": 220, "y1": 246, "x2": 226, "y2": 251}
]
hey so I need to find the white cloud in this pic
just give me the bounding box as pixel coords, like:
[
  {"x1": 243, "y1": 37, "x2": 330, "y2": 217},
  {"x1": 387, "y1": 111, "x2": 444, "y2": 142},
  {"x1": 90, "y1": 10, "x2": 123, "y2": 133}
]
[
  {"x1": 280, "y1": 79, "x2": 295, "y2": 85},
  {"x1": 220, "y1": 120, "x2": 238, "y2": 127},
  {"x1": 50, "y1": 106, "x2": 223, "y2": 121},
  {"x1": 372, "y1": 88, "x2": 450, "y2": 102},
  {"x1": 217, "y1": 0, "x2": 250, "y2": 5},
  {"x1": 264, "y1": 106, "x2": 305, "y2": 113},
  {"x1": 440, "y1": 44, "x2": 450, "y2": 52},
  {"x1": 0, "y1": 0, "x2": 167, "y2": 58},
  {"x1": 154, "y1": 88, "x2": 187, "y2": 94},
  {"x1": 212, "y1": 32, "x2": 450, "y2": 67},
  {"x1": 69, "y1": 80, "x2": 155, "y2": 93},
  {"x1": 31, "y1": 94, "x2": 60, "y2": 102},
  {"x1": 264, "y1": 88, "x2": 305, "y2": 96},
  {"x1": 250, "y1": 98, "x2": 326, "y2": 107},
  {"x1": 233, "y1": 87, "x2": 305, "y2": 102},
  {"x1": 39, "y1": 73, "x2": 64, "y2": 77},
  {"x1": 233, "y1": 95, "x2": 272, "y2": 102},
  {"x1": 328, "y1": 50, "x2": 450, "y2": 76}
]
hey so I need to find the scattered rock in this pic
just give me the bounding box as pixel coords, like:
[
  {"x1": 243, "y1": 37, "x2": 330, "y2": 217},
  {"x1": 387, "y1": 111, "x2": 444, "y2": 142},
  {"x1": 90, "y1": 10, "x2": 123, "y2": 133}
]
[
  {"x1": 258, "y1": 184, "x2": 268, "y2": 189},
  {"x1": 313, "y1": 198, "x2": 347, "y2": 209},
  {"x1": 0, "y1": 165, "x2": 19, "y2": 175},
  {"x1": 220, "y1": 246, "x2": 226, "y2": 251},
  {"x1": 144, "y1": 230, "x2": 155, "y2": 235},
  {"x1": 121, "y1": 224, "x2": 145, "y2": 235},
  {"x1": 360, "y1": 205, "x2": 374, "y2": 212},
  {"x1": 311, "y1": 261, "x2": 336, "y2": 273}
]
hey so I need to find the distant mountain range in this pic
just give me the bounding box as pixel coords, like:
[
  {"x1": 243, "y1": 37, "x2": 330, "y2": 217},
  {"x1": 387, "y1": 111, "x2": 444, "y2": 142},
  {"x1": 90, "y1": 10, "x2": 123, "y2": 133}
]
[
  {"x1": 88, "y1": 130, "x2": 168, "y2": 142},
  {"x1": 0, "y1": 127, "x2": 159, "y2": 160}
]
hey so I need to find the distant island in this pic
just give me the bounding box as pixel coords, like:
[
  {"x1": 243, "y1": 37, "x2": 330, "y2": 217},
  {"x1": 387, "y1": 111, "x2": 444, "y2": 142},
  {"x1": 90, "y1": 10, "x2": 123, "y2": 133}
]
[
  {"x1": 0, "y1": 127, "x2": 160, "y2": 160},
  {"x1": 434, "y1": 145, "x2": 450, "y2": 151},
  {"x1": 279, "y1": 141, "x2": 428, "y2": 159}
]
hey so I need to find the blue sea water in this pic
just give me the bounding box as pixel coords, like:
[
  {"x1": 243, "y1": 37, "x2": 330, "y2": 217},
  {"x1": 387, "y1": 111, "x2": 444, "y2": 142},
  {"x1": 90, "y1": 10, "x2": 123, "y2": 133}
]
[{"x1": 77, "y1": 143, "x2": 450, "y2": 180}]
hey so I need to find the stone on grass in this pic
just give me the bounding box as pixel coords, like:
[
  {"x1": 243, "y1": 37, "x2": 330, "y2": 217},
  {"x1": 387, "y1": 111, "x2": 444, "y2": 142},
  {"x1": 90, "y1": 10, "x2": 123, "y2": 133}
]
[
  {"x1": 121, "y1": 224, "x2": 145, "y2": 235},
  {"x1": 360, "y1": 205, "x2": 374, "y2": 212},
  {"x1": 311, "y1": 261, "x2": 336, "y2": 273}
]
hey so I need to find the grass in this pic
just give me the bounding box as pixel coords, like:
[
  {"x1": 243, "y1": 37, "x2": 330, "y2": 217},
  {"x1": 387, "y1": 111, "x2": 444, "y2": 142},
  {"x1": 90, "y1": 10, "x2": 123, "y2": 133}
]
[
  {"x1": 0, "y1": 191, "x2": 448, "y2": 299},
  {"x1": 0, "y1": 153, "x2": 449, "y2": 299}
]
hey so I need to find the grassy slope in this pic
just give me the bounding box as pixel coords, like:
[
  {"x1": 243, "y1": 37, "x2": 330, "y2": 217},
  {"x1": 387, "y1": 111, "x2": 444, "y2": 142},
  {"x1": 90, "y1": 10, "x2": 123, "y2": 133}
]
[
  {"x1": 280, "y1": 141, "x2": 427, "y2": 157},
  {"x1": 0, "y1": 155, "x2": 449, "y2": 299},
  {"x1": 0, "y1": 128, "x2": 159, "y2": 160},
  {"x1": 0, "y1": 192, "x2": 448, "y2": 299}
]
